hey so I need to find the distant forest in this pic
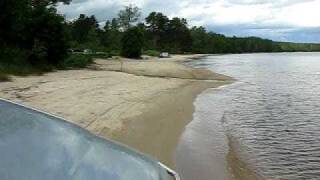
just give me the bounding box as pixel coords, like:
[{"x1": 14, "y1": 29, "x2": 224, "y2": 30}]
[
  {"x1": 1, "y1": 1, "x2": 320, "y2": 79},
  {"x1": 67, "y1": 5, "x2": 320, "y2": 54}
]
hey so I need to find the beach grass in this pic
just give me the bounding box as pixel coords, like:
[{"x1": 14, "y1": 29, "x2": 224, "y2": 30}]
[
  {"x1": 143, "y1": 50, "x2": 160, "y2": 57},
  {"x1": 0, "y1": 73, "x2": 10, "y2": 82}
]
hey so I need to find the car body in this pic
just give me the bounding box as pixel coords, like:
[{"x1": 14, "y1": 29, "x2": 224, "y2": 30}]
[{"x1": 0, "y1": 98, "x2": 180, "y2": 180}]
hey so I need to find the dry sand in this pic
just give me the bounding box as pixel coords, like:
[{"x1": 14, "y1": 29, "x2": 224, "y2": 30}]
[{"x1": 0, "y1": 55, "x2": 233, "y2": 168}]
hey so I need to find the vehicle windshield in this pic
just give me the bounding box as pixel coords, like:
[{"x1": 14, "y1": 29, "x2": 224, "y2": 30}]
[{"x1": 0, "y1": 100, "x2": 169, "y2": 180}]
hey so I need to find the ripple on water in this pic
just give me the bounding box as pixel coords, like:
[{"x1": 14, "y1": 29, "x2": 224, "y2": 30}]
[{"x1": 177, "y1": 53, "x2": 320, "y2": 180}]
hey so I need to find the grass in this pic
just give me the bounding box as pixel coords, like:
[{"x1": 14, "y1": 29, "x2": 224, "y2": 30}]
[
  {"x1": 60, "y1": 54, "x2": 93, "y2": 69},
  {"x1": 143, "y1": 50, "x2": 160, "y2": 57},
  {"x1": 0, "y1": 54, "x2": 94, "y2": 82},
  {"x1": 109, "y1": 50, "x2": 120, "y2": 57},
  {"x1": 0, "y1": 73, "x2": 10, "y2": 82},
  {"x1": 0, "y1": 63, "x2": 47, "y2": 82}
]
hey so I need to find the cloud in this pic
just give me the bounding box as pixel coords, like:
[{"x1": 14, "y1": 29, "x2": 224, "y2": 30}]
[{"x1": 57, "y1": 0, "x2": 320, "y2": 43}]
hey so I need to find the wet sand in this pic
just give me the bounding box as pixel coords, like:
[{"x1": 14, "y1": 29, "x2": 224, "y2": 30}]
[
  {"x1": 0, "y1": 55, "x2": 233, "y2": 168},
  {"x1": 227, "y1": 136, "x2": 264, "y2": 180}
]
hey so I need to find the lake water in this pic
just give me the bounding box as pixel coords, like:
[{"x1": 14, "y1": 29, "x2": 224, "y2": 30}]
[{"x1": 176, "y1": 53, "x2": 320, "y2": 180}]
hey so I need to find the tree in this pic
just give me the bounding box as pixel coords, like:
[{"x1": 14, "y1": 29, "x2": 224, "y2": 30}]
[
  {"x1": 103, "y1": 20, "x2": 111, "y2": 32},
  {"x1": 102, "y1": 18, "x2": 122, "y2": 51},
  {"x1": 71, "y1": 14, "x2": 99, "y2": 44},
  {"x1": 111, "y1": 18, "x2": 120, "y2": 30},
  {"x1": 167, "y1": 17, "x2": 192, "y2": 53},
  {"x1": 145, "y1": 12, "x2": 169, "y2": 50},
  {"x1": 0, "y1": 0, "x2": 71, "y2": 66},
  {"x1": 28, "y1": 3, "x2": 69, "y2": 66},
  {"x1": 121, "y1": 27, "x2": 144, "y2": 58},
  {"x1": 0, "y1": 0, "x2": 29, "y2": 48},
  {"x1": 190, "y1": 26, "x2": 210, "y2": 53},
  {"x1": 31, "y1": 0, "x2": 71, "y2": 5},
  {"x1": 118, "y1": 4, "x2": 141, "y2": 30}
]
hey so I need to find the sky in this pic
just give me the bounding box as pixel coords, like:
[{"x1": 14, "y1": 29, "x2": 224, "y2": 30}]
[{"x1": 57, "y1": 0, "x2": 320, "y2": 43}]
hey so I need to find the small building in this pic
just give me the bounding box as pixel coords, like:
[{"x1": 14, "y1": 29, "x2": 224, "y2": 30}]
[
  {"x1": 83, "y1": 49, "x2": 92, "y2": 54},
  {"x1": 159, "y1": 52, "x2": 170, "y2": 58}
]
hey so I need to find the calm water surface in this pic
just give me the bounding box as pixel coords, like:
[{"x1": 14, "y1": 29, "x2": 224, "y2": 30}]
[{"x1": 176, "y1": 53, "x2": 320, "y2": 180}]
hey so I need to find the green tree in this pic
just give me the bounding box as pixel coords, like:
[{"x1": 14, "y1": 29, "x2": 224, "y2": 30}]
[
  {"x1": 167, "y1": 17, "x2": 192, "y2": 53},
  {"x1": 118, "y1": 4, "x2": 141, "y2": 30},
  {"x1": 190, "y1": 26, "x2": 211, "y2": 53},
  {"x1": 0, "y1": 0, "x2": 71, "y2": 67},
  {"x1": 28, "y1": 2, "x2": 70, "y2": 66},
  {"x1": 102, "y1": 18, "x2": 122, "y2": 51},
  {"x1": 0, "y1": 0, "x2": 28, "y2": 48},
  {"x1": 121, "y1": 27, "x2": 144, "y2": 58},
  {"x1": 145, "y1": 12, "x2": 169, "y2": 50},
  {"x1": 71, "y1": 14, "x2": 99, "y2": 44}
]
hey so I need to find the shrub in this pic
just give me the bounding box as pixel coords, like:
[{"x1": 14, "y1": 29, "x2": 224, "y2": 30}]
[
  {"x1": 0, "y1": 62, "x2": 46, "y2": 76},
  {"x1": 144, "y1": 50, "x2": 160, "y2": 57},
  {"x1": 0, "y1": 46, "x2": 29, "y2": 65},
  {"x1": 0, "y1": 73, "x2": 10, "y2": 82},
  {"x1": 0, "y1": 46, "x2": 49, "y2": 77},
  {"x1": 61, "y1": 54, "x2": 93, "y2": 68},
  {"x1": 29, "y1": 5, "x2": 70, "y2": 66},
  {"x1": 90, "y1": 52, "x2": 111, "y2": 59},
  {"x1": 121, "y1": 27, "x2": 144, "y2": 58},
  {"x1": 110, "y1": 50, "x2": 120, "y2": 57}
]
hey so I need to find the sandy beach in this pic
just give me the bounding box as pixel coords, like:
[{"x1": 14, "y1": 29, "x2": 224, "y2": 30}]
[{"x1": 0, "y1": 54, "x2": 233, "y2": 168}]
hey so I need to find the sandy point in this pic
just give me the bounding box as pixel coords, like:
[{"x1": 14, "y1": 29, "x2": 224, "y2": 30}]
[{"x1": 0, "y1": 54, "x2": 233, "y2": 168}]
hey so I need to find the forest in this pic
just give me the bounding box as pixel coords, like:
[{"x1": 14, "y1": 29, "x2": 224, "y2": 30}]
[{"x1": 1, "y1": 1, "x2": 320, "y2": 80}]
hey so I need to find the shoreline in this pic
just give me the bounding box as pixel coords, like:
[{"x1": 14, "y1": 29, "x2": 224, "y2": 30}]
[
  {"x1": 94, "y1": 55, "x2": 234, "y2": 167},
  {"x1": 0, "y1": 54, "x2": 233, "y2": 168},
  {"x1": 227, "y1": 133, "x2": 265, "y2": 180}
]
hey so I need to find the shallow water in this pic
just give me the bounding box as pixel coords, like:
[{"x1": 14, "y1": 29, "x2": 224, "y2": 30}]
[{"x1": 176, "y1": 53, "x2": 320, "y2": 180}]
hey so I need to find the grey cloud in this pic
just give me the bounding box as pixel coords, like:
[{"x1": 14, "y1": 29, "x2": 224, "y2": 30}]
[
  {"x1": 226, "y1": 0, "x2": 316, "y2": 7},
  {"x1": 225, "y1": 0, "x2": 268, "y2": 5},
  {"x1": 273, "y1": 0, "x2": 316, "y2": 7},
  {"x1": 57, "y1": 0, "x2": 320, "y2": 43},
  {"x1": 140, "y1": 0, "x2": 181, "y2": 17},
  {"x1": 58, "y1": 0, "x2": 122, "y2": 21}
]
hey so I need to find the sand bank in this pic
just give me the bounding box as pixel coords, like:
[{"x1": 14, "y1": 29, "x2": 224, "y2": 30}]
[{"x1": 0, "y1": 55, "x2": 233, "y2": 167}]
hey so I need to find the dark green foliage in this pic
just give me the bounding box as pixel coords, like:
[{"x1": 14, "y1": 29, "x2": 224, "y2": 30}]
[
  {"x1": 0, "y1": 62, "x2": 47, "y2": 77},
  {"x1": 145, "y1": 12, "x2": 170, "y2": 50},
  {"x1": 28, "y1": 5, "x2": 70, "y2": 66},
  {"x1": 70, "y1": 14, "x2": 99, "y2": 44},
  {"x1": 61, "y1": 54, "x2": 93, "y2": 68},
  {"x1": 0, "y1": 0, "x2": 70, "y2": 76},
  {"x1": 0, "y1": 0, "x2": 29, "y2": 48},
  {"x1": 190, "y1": 26, "x2": 211, "y2": 53},
  {"x1": 144, "y1": 13, "x2": 192, "y2": 53},
  {"x1": 143, "y1": 50, "x2": 160, "y2": 57},
  {"x1": 89, "y1": 52, "x2": 111, "y2": 59},
  {"x1": 0, "y1": 73, "x2": 10, "y2": 82},
  {"x1": 109, "y1": 50, "x2": 120, "y2": 57},
  {"x1": 121, "y1": 27, "x2": 144, "y2": 58},
  {"x1": 279, "y1": 42, "x2": 320, "y2": 52},
  {"x1": 190, "y1": 27, "x2": 284, "y2": 54},
  {"x1": 101, "y1": 18, "x2": 122, "y2": 51},
  {"x1": 168, "y1": 17, "x2": 192, "y2": 53}
]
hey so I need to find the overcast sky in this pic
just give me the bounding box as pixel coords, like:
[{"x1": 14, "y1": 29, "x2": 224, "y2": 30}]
[{"x1": 57, "y1": 0, "x2": 320, "y2": 43}]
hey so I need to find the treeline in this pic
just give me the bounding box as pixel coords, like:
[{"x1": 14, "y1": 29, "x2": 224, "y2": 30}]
[
  {"x1": 1, "y1": 1, "x2": 320, "y2": 80},
  {"x1": 67, "y1": 7, "x2": 281, "y2": 55},
  {"x1": 1, "y1": 0, "x2": 71, "y2": 68},
  {"x1": 67, "y1": 5, "x2": 320, "y2": 55},
  {"x1": 279, "y1": 42, "x2": 320, "y2": 52}
]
